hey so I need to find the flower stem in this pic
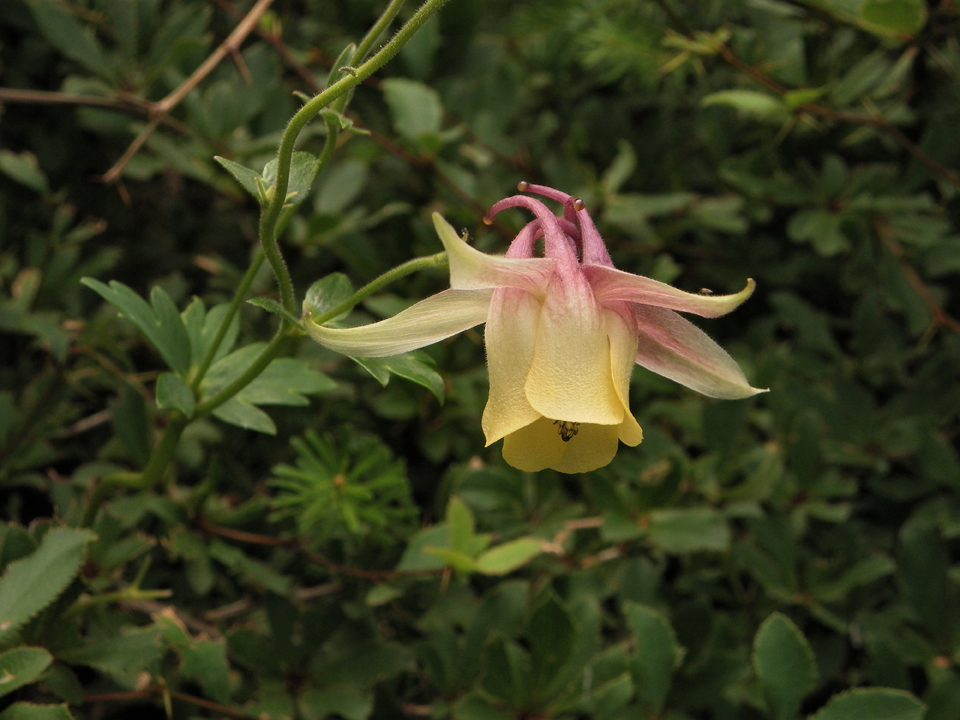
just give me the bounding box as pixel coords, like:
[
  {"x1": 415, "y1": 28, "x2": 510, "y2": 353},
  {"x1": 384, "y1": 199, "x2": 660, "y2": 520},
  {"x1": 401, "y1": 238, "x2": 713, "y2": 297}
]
[
  {"x1": 310, "y1": 252, "x2": 448, "y2": 325},
  {"x1": 259, "y1": 0, "x2": 452, "y2": 312}
]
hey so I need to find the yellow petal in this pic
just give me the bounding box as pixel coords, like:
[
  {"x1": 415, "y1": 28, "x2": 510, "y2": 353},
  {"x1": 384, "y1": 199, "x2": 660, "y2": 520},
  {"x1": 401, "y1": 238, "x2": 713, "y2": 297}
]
[
  {"x1": 481, "y1": 288, "x2": 543, "y2": 445},
  {"x1": 604, "y1": 308, "x2": 644, "y2": 446},
  {"x1": 303, "y1": 288, "x2": 492, "y2": 357},
  {"x1": 524, "y1": 270, "x2": 623, "y2": 425},
  {"x1": 432, "y1": 213, "x2": 556, "y2": 296},
  {"x1": 502, "y1": 416, "x2": 621, "y2": 473}
]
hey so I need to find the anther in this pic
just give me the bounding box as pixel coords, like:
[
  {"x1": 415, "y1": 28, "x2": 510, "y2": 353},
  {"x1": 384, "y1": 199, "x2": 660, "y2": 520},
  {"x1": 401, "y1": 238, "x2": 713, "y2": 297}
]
[
  {"x1": 482, "y1": 216, "x2": 493, "y2": 225},
  {"x1": 517, "y1": 181, "x2": 530, "y2": 192},
  {"x1": 573, "y1": 198, "x2": 585, "y2": 211}
]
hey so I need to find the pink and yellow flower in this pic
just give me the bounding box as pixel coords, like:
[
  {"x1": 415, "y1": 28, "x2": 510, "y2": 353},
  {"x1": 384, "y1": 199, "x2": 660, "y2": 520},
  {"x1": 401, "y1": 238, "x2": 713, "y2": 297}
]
[{"x1": 303, "y1": 183, "x2": 765, "y2": 473}]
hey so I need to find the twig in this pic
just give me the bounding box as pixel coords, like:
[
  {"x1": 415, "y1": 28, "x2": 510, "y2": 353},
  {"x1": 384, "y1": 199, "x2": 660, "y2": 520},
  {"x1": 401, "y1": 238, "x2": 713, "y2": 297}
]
[
  {"x1": 711, "y1": 44, "x2": 960, "y2": 190},
  {"x1": 197, "y1": 517, "x2": 444, "y2": 581},
  {"x1": 874, "y1": 218, "x2": 960, "y2": 336},
  {"x1": 100, "y1": 0, "x2": 275, "y2": 183},
  {"x1": 212, "y1": 0, "x2": 325, "y2": 92}
]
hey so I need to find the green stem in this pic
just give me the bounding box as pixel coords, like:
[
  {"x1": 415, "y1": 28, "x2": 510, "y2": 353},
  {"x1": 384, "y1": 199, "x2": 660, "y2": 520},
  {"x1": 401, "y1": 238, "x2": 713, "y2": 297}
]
[
  {"x1": 310, "y1": 252, "x2": 448, "y2": 325},
  {"x1": 354, "y1": 0, "x2": 408, "y2": 64},
  {"x1": 190, "y1": 251, "x2": 266, "y2": 392},
  {"x1": 259, "y1": 0, "x2": 452, "y2": 311},
  {"x1": 193, "y1": 332, "x2": 288, "y2": 418}
]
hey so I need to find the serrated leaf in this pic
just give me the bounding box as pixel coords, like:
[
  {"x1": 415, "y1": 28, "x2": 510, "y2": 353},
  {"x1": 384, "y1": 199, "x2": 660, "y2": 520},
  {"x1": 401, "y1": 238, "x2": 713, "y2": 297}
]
[
  {"x1": 0, "y1": 528, "x2": 94, "y2": 641},
  {"x1": 475, "y1": 538, "x2": 544, "y2": 575},
  {"x1": 156, "y1": 372, "x2": 195, "y2": 416},
  {"x1": 0, "y1": 648, "x2": 53, "y2": 698},
  {"x1": 809, "y1": 688, "x2": 925, "y2": 720},
  {"x1": 352, "y1": 352, "x2": 445, "y2": 403},
  {"x1": 81, "y1": 279, "x2": 191, "y2": 374},
  {"x1": 625, "y1": 603, "x2": 682, "y2": 716},
  {"x1": 0, "y1": 703, "x2": 75, "y2": 720},
  {"x1": 753, "y1": 613, "x2": 817, "y2": 720},
  {"x1": 213, "y1": 156, "x2": 262, "y2": 200}
]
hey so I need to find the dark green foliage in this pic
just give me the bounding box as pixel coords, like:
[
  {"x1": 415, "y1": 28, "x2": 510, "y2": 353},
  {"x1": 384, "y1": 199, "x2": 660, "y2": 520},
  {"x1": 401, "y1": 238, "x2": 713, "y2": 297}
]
[{"x1": 1, "y1": 0, "x2": 959, "y2": 718}]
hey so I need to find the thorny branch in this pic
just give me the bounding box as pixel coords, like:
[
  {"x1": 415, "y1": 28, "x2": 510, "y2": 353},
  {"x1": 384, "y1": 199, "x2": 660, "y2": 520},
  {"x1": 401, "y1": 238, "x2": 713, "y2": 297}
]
[{"x1": 99, "y1": 0, "x2": 275, "y2": 184}]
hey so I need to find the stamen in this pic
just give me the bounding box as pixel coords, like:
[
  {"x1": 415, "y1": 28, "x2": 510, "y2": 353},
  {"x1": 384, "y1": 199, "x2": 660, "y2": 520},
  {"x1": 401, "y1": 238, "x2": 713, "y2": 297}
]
[
  {"x1": 517, "y1": 180, "x2": 530, "y2": 192},
  {"x1": 552, "y1": 419, "x2": 581, "y2": 442}
]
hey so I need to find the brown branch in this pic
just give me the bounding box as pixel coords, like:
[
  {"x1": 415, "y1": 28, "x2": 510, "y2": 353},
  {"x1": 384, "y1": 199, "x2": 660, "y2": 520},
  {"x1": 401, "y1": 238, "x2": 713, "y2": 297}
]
[
  {"x1": 874, "y1": 218, "x2": 960, "y2": 336},
  {"x1": 100, "y1": 0, "x2": 275, "y2": 184},
  {"x1": 710, "y1": 43, "x2": 960, "y2": 191},
  {"x1": 212, "y1": 0, "x2": 325, "y2": 93},
  {"x1": 197, "y1": 517, "x2": 444, "y2": 581},
  {"x1": 83, "y1": 688, "x2": 262, "y2": 720}
]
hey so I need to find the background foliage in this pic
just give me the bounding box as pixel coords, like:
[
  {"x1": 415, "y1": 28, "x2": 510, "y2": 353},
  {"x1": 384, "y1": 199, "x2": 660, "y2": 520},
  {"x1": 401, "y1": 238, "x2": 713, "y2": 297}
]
[{"x1": 1, "y1": 0, "x2": 959, "y2": 719}]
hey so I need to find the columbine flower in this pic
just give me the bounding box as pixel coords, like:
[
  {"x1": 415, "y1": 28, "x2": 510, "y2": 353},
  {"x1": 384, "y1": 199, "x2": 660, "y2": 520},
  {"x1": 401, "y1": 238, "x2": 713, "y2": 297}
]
[{"x1": 303, "y1": 183, "x2": 765, "y2": 473}]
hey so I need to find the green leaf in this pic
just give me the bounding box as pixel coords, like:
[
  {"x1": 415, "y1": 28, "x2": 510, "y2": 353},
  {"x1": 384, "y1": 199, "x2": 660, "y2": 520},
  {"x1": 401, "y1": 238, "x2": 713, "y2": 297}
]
[
  {"x1": 57, "y1": 626, "x2": 164, "y2": 685},
  {"x1": 300, "y1": 688, "x2": 371, "y2": 720},
  {"x1": 0, "y1": 150, "x2": 49, "y2": 195},
  {"x1": 247, "y1": 298, "x2": 304, "y2": 328},
  {"x1": 211, "y1": 397, "x2": 277, "y2": 434},
  {"x1": 528, "y1": 595, "x2": 575, "y2": 700},
  {"x1": 326, "y1": 42, "x2": 357, "y2": 86},
  {"x1": 0, "y1": 703, "x2": 75, "y2": 720},
  {"x1": 424, "y1": 547, "x2": 478, "y2": 573},
  {"x1": 263, "y1": 151, "x2": 320, "y2": 205},
  {"x1": 753, "y1": 613, "x2": 817, "y2": 720},
  {"x1": 447, "y1": 497, "x2": 477, "y2": 554},
  {"x1": 381, "y1": 78, "x2": 443, "y2": 142},
  {"x1": 857, "y1": 0, "x2": 926, "y2": 38},
  {"x1": 352, "y1": 352, "x2": 445, "y2": 403},
  {"x1": 396, "y1": 525, "x2": 451, "y2": 571},
  {"x1": 0, "y1": 648, "x2": 53, "y2": 698},
  {"x1": 475, "y1": 538, "x2": 544, "y2": 575},
  {"x1": 81, "y1": 279, "x2": 191, "y2": 374},
  {"x1": 110, "y1": 382, "x2": 150, "y2": 466},
  {"x1": 0, "y1": 528, "x2": 93, "y2": 642},
  {"x1": 809, "y1": 688, "x2": 925, "y2": 720},
  {"x1": 182, "y1": 300, "x2": 240, "y2": 369},
  {"x1": 787, "y1": 209, "x2": 851, "y2": 256},
  {"x1": 213, "y1": 156, "x2": 263, "y2": 200},
  {"x1": 303, "y1": 273, "x2": 355, "y2": 322},
  {"x1": 27, "y1": 0, "x2": 110, "y2": 77},
  {"x1": 625, "y1": 603, "x2": 682, "y2": 716},
  {"x1": 203, "y1": 345, "x2": 335, "y2": 433},
  {"x1": 646, "y1": 508, "x2": 730, "y2": 553},
  {"x1": 156, "y1": 372, "x2": 195, "y2": 416},
  {"x1": 701, "y1": 90, "x2": 788, "y2": 120}
]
